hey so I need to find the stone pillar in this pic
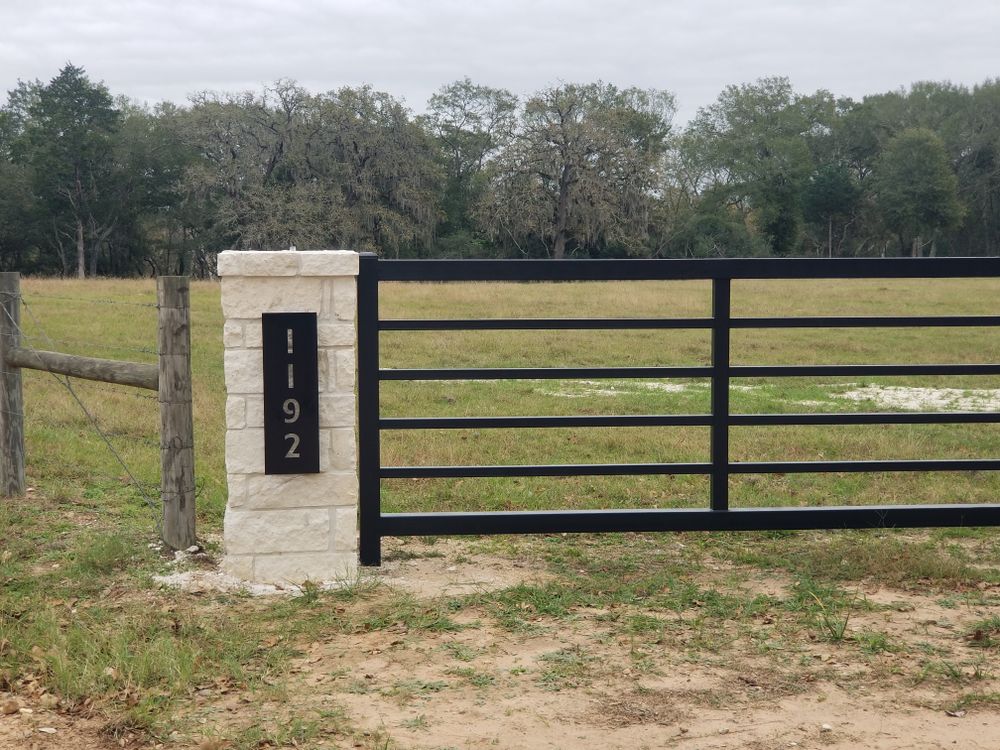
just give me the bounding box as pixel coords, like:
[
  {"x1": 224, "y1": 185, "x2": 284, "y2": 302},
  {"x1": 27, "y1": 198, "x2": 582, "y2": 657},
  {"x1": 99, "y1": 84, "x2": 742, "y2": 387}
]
[{"x1": 218, "y1": 250, "x2": 359, "y2": 584}]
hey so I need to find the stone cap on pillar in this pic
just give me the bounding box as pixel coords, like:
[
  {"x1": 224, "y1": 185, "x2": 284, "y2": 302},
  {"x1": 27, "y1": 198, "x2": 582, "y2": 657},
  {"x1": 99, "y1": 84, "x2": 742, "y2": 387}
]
[{"x1": 218, "y1": 250, "x2": 360, "y2": 278}]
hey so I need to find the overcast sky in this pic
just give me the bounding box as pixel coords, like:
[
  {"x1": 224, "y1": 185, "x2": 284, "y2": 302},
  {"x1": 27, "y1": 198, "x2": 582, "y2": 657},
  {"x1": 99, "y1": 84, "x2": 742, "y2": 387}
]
[{"x1": 2, "y1": 0, "x2": 998, "y2": 124}]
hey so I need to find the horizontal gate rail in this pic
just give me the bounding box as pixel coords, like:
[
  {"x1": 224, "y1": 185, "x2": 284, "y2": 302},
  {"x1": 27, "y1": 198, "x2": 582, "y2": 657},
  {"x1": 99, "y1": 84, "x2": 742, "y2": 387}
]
[
  {"x1": 380, "y1": 415, "x2": 714, "y2": 429},
  {"x1": 358, "y1": 254, "x2": 1000, "y2": 566},
  {"x1": 380, "y1": 315, "x2": 1000, "y2": 331},
  {"x1": 379, "y1": 317, "x2": 714, "y2": 330},
  {"x1": 376, "y1": 256, "x2": 1000, "y2": 281},
  {"x1": 379, "y1": 366, "x2": 713, "y2": 380},
  {"x1": 730, "y1": 412, "x2": 1000, "y2": 425},
  {"x1": 381, "y1": 462, "x2": 712, "y2": 479},
  {"x1": 379, "y1": 504, "x2": 1000, "y2": 537}
]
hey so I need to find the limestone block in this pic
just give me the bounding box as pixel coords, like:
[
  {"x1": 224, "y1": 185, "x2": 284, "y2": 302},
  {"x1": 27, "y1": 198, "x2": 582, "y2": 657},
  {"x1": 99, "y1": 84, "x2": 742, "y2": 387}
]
[
  {"x1": 223, "y1": 320, "x2": 243, "y2": 349},
  {"x1": 226, "y1": 473, "x2": 249, "y2": 507},
  {"x1": 221, "y1": 276, "x2": 323, "y2": 318},
  {"x1": 242, "y1": 396, "x2": 264, "y2": 428},
  {"x1": 242, "y1": 472, "x2": 357, "y2": 509},
  {"x1": 243, "y1": 319, "x2": 263, "y2": 348},
  {"x1": 327, "y1": 428, "x2": 357, "y2": 471},
  {"x1": 318, "y1": 350, "x2": 331, "y2": 392},
  {"x1": 218, "y1": 251, "x2": 300, "y2": 277},
  {"x1": 333, "y1": 506, "x2": 358, "y2": 552},
  {"x1": 226, "y1": 396, "x2": 246, "y2": 430},
  {"x1": 298, "y1": 251, "x2": 359, "y2": 277},
  {"x1": 317, "y1": 323, "x2": 355, "y2": 348},
  {"x1": 333, "y1": 278, "x2": 357, "y2": 321},
  {"x1": 225, "y1": 508, "x2": 331, "y2": 554},
  {"x1": 221, "y1": 554, "x2": 254, "y2": 580},
  {"x1": 319, "y1": 394, "x2": 355, "y2": 427},
  {"x1": 224, "y1": 349, "x2": 263, "y2": 394},
  {"x1": 333, "y1": 349, "x2": 356, "y2": 390},
  {"x1": 225, "y1": 429, "x2": 265, "y2": 474},
  {"x1": 253, "y1": 552, "x2": 358, "y2": 584}
]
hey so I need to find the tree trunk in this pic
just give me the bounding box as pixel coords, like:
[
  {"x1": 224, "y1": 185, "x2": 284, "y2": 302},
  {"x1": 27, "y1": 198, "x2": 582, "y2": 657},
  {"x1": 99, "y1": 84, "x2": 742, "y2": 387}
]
[
  {"x1": 552, "y1": 165, "x2": 573, "y2": 260},
  {"x1": 912, "y1": 235, "x2": 923, "y2": 257},
  {"x1": 828, "y1": 217, "x2": 833, "y2": 258},
  {"x1": 89, "y1": 241, "x2": 99, "y2": 278},
  {"x1": 76, "y1": 219, "x2": 86, "y2": 279}
]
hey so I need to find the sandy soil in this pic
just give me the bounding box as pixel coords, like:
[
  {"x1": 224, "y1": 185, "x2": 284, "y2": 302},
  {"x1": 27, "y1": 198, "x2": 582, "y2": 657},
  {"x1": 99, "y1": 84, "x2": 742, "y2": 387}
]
[
  {"x1": 11, "y1": 538, "x2": 1000, "y2": 749},
  {"x1": 165, "y1": 538, "x2": 1000, "y2": 750}
]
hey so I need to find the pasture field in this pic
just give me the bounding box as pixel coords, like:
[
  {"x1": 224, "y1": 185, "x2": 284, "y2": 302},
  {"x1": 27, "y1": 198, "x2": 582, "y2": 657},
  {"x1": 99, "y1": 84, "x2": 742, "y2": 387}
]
[{"x1": 0, "y1": 276, "x2": 999, "y2": 749}]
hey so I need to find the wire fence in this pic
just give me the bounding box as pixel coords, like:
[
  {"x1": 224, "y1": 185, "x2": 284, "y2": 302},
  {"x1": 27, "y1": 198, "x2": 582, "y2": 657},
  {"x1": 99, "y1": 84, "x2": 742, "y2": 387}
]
[{"x1": 7, "y1": 286, "x2": 165, "y2": 528}]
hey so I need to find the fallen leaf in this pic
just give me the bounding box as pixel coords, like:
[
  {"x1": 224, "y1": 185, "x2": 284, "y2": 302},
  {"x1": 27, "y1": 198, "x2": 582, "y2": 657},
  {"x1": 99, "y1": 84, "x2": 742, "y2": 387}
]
[
  {"x1": 38, "y1": 727, "x2": 57, "y2": 734},
  {"x1": 946, "y1": 709, "x2": 966, "y2": 718}
]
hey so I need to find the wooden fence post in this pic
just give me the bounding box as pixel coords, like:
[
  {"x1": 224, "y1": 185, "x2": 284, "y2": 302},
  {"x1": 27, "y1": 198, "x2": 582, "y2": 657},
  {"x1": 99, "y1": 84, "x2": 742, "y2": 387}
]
[
  {"x1": 0, "y1": 272, "x2": 24, "y2": 496},
  {"x1": 158, "y1": 276, "x2": 196, "y2": 548}
]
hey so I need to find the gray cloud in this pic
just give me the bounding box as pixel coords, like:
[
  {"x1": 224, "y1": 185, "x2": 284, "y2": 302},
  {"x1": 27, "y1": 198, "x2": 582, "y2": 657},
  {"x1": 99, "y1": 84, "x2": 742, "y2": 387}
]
[{"x1": 2, "y1": 0, "x2": 998, "y2": 123}]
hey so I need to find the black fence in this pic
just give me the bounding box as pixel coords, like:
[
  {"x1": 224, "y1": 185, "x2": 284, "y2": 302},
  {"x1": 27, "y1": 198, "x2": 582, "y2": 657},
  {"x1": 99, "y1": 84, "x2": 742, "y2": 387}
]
[{"x1": 357, "y1": 255, "x2": 1000, "y2": 566}]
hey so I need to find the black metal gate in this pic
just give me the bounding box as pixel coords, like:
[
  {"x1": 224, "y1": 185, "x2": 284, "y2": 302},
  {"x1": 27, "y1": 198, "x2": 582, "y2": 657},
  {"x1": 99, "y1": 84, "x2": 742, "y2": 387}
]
[{"x1": 357, "y1": 255, "x2": 1000, "y2": 566}]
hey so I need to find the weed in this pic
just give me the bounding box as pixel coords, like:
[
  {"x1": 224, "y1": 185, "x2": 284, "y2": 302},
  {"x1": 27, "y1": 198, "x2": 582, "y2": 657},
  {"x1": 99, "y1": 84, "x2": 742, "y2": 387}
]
[
  {"x1": 446, "y1": 666, "x2": 495, "y2": 688},
  {"x1": 441, "y1": 642, "x2": 477, "y2": 661},
  {"x1": 231, "y1": 717, "x2": 322, "y2": 750},
  {"x1": 361, "y1": 595, "x2": 462, "y2": 633},
  {"x1": 386, "y1": 679, "x2": 449, "y2": 703},
  {"x1": 854, "y1": 630, "x2": 900, "y2": 655},
  {"x1": 401, "y1": 714, "x2": 429, "y2": 730},
  {"x1": 298, "y1": 579, "x2": 321, "y2": 604},
  {"x1": 537, "y1": 646, "x2": 593, "y2": 691},
  {"x1": 967, "y1": 615, "x2": 1000, "y2": 649}
]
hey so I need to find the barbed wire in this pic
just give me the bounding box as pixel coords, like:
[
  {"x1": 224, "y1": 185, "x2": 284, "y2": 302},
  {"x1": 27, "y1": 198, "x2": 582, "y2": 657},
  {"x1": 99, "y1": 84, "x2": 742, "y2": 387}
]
[
  {"x1": 52, "y1": 378, "x2": 160, "y2": 401},
  {"x1": 10, "y1": 332, "x2": 159, "y2": 357},
  {"x1": 23, "y1": 293, "x2": 158, "y2": 309},
  {"x1": 11, "y1": 299, "x2": 163, "y2": 525}
]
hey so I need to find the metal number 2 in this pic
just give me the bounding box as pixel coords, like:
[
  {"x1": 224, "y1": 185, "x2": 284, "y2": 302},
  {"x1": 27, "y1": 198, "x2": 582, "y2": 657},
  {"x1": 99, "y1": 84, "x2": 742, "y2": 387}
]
[{"x1": 284, "y1": 433, "x2": 300, "y2": 459}]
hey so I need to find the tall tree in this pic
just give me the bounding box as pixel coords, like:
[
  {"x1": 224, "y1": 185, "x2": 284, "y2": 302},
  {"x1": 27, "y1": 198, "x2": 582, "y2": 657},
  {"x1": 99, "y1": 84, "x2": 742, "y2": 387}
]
[
  {"x1": 485, "y1": 82, "x2": 674, "y2": 258},
  {"x1": 18, "y1": 65, "x2": 124, "y2": 277},
  {"x1": 424, "y1": 78, "x2": 517, "y2": 255},
  {"x1": 872, "y1": 128, "x2": 964, "y2": 255},
  {"x1": 803, "y1": 164, "x2": 860, "y2": 256},
  {"x1": 685, "y1": 77, "x2": 817, "y2": 255}
]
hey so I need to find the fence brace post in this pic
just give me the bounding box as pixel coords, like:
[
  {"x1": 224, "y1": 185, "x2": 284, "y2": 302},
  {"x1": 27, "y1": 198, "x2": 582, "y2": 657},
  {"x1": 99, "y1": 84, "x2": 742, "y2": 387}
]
[
  {"x1": 157, "y1": 276, "x2": 196, "y2": 548},
  {"x1": 0, "y1": 272, "x2": 24, "y2": 496}
]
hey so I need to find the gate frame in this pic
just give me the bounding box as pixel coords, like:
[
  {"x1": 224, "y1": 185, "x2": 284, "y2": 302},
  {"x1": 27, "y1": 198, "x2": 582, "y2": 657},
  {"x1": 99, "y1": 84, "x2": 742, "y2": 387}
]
[{"x1": 358, "y1": 255, "x2": 1000, "y2": 566}]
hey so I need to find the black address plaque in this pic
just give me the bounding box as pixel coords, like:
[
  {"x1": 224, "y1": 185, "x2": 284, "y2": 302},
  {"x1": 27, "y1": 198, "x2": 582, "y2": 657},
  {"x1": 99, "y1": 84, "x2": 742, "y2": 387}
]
[{"x1": 262, "y1": 312, "x2": 320, "y2": 474}]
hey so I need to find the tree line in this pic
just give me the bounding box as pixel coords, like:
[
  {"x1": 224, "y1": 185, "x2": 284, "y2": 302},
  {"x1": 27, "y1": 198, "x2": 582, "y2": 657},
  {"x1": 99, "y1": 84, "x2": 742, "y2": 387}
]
[{"x1": 1, "y1": 64, "x2": 998, "y2": 277}]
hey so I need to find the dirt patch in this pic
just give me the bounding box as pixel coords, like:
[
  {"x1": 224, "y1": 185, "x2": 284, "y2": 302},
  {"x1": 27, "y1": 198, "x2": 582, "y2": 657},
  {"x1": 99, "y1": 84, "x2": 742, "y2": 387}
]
[
  {"x1": 0, "y1": 696, "x2": 119, "y2": 750},
  {"x1": 837, "y1": 385, "x2": 1000, "y2": 411},
  {"x1": 173, "y1": 541, "x2": 1000, "y2": 749},
  {"x1": 372, "y1": 538, "x2": 552, "y2": 598}
]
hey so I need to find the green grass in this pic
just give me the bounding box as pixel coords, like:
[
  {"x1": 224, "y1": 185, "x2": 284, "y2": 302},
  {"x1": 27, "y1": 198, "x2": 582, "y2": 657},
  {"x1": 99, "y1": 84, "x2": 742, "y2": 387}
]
[{"x1": 1, "y1": 275, "x2": 998, "y2": 742}]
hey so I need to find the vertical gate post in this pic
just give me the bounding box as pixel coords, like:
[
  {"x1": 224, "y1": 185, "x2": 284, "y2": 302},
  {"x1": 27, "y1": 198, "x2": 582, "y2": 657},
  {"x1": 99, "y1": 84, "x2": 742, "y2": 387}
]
[
  {"x1": 218, "y1": 251, "x2": 360, "y2": 584},
  {"x1": 0, "y1": 272, "x2": 24, "y2": 496},
  {"x1": 710, "y1": 278, "x2": 731, "y2": 511},
  {"x1": 158, "y1": 276, "x2": 196, "y2": 548},
  {"x1": 357, "y1": 254, "x2": 381, "y2": 566}
]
